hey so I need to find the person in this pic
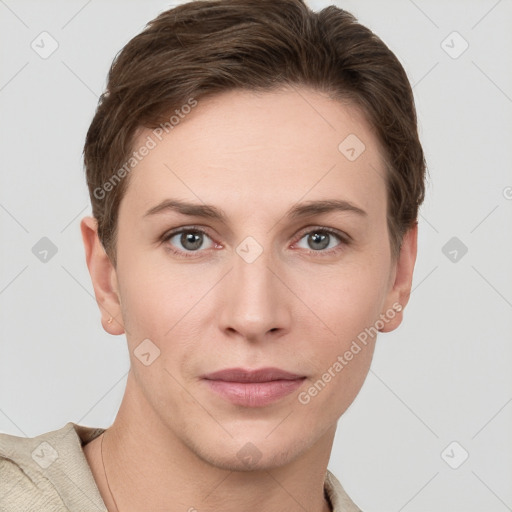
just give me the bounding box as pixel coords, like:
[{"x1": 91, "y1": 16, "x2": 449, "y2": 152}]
[{"x1": 0, "y1": 0, "x2": 426, "y2": 510}]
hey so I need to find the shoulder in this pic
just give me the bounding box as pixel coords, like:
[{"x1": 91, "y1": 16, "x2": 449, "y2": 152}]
[
  {"x1": 0, "y1": 422, "x2": 107, "y2": 512},
  {"x1": 325, "y1": 469, "x2": 364, "y2": 512},
  {"x1": 0, "y1": 456, "x2": 67, "y2": 511},
  {"x1": 0, "y1": 427, "x2": 69, "y2": 511}
]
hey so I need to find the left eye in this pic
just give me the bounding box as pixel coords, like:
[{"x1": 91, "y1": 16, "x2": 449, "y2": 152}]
[{"x1": 294, "y1": 229, "x2": 343, "y2": 252}]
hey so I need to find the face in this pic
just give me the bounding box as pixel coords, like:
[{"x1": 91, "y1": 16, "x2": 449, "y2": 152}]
[{"x1": 82, "y1": 86, "x2": 416, "y2": 471}]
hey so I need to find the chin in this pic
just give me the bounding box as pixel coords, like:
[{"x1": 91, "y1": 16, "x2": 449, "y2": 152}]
[{"x1": 187, "y1": 431, "x2": 313, "y2": 472}]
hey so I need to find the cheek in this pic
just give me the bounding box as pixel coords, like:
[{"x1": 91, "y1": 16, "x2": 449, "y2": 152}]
[
  {"x1": 313, "y1": 289, "x2": 379, "y2": 382},
  {"x1": 297, "y1": 279, "x2": 382, "y2": 415},
  {"x1": 301, "y1": 257, "x2": 389, "y2": 335},
  {"x1": 117, "y1": 252, "x2": 194, "y2": 333},
  {"x1": 297, "y1": 262, "x2": 387, "y2": 399},
  {"x1": 299, "y1": 344, "x2": 375, "y2": 420},
  {"x1": 116, "y1": 261, "x2": 214, "y2": 387},
  {"x1": 116, "y1": 264, "x2": 198, "y2": 410}
]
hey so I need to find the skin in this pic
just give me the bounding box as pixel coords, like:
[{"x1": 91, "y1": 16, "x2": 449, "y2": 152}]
[{"x1": 80, "y1": 86, "x2": 417, "y2": 512}]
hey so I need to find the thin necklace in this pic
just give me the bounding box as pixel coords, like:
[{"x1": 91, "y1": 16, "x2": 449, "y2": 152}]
[{"x1": 100, "y1": 429, "x2": 121, "y2": 512}]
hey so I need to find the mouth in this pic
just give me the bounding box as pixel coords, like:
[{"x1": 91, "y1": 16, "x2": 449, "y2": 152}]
[{"x1": 201, "y1": 367, "x2": 306, "y2": 407}]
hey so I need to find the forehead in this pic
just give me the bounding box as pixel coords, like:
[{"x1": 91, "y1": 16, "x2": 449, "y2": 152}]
[{"x1": 120, "y1": 87, "x2": 387, "y2": 221}]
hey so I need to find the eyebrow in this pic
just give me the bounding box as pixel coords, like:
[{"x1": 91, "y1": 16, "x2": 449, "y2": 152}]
[{"x1": 143, "y1": 198, "x2": 367, "y2": 221}]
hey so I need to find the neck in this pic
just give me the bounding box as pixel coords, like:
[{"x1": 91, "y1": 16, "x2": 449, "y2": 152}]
[{"x1": 91, "y1": 372, "x2": 335, "y2": 512}]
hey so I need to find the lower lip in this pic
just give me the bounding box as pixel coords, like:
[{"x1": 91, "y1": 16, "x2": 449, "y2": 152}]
[{"x1": 203, "y1": 378, "x2": 306, "y2": 407}]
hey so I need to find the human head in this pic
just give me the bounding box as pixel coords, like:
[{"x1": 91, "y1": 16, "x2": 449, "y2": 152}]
[
  {"x1": 83, "y1": 0, "x2": 426, "y2": 268},
  {"x1": 79, "y1": 0, "x2": 425, "y2": 476}
]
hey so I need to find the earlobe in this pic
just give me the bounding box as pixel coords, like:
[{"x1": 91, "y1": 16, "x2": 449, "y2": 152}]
[
  {"x1": 80, "y1": 216, "x2": 125, "y2": 336},
  {"x1": 379, "y1": 222, "x2": 418, "y2": 333}
]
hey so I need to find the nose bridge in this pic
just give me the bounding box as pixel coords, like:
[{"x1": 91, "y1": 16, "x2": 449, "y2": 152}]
[{"x1": 219, "y1": 236, "x2": 289, "y2": 339}]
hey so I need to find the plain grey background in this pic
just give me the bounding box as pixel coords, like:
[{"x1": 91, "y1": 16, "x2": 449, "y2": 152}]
[{"x1": 1, "y1": 1, "x2": 511, "y2": 511}]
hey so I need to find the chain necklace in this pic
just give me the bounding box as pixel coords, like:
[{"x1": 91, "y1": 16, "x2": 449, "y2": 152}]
[{"x1": 100, "y1": 429, "x2": 121, "y2": 512}]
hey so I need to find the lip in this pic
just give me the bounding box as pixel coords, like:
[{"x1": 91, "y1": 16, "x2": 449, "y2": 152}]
[
  {"x1": 201, "y1": 367, "x2": 306, "y2": 407},
  {"x1": 202, "y1": 367, "x2": 304, "y2": 382}
]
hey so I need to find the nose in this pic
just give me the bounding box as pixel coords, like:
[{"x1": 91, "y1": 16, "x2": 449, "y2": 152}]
[{"x1": 217, "y1": 240, "x2": 292, "y2": 343}]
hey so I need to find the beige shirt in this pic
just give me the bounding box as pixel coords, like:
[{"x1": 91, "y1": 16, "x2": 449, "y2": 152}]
[{"x1": 0, "y1": 422, "x2": 362, "y2": 511}]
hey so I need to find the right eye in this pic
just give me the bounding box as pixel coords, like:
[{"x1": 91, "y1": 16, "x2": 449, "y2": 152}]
[{"x1": 161, "y1": 227, "x2": 218, "y2": 258}]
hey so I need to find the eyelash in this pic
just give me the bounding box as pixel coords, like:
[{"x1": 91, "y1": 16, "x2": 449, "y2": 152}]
[{"x1": 160, "y1": 225, "x2": 350, "y2": 259}]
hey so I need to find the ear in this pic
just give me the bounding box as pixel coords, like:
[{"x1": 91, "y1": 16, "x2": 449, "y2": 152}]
[
  {"x1": 379, "y1": 222, "x2": 418, "y2": 333},
  {"x1": 80, "y1": 216, "x2": 125, "y2": 335}
]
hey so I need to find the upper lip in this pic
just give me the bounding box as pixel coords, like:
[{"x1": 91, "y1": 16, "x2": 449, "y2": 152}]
[{"x1": 202, "y1": 367, "x2": 305, "y2": 382}]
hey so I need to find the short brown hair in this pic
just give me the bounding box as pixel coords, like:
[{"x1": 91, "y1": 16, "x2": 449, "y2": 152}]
[{"x1": 83, "y1": 0, "x2": 427, "y2": 267}]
